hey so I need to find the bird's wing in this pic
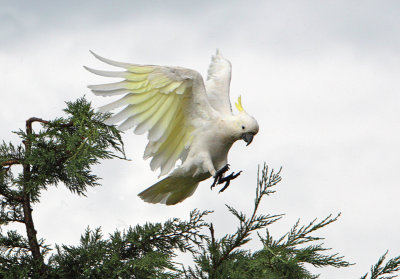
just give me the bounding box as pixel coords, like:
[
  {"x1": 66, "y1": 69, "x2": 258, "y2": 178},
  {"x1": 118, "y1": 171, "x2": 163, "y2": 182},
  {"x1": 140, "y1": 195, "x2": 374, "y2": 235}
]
[
  {"x1": 86, "y1": 52, "x2": 214, "y2": 176},
  {"x1": 205, "y1": 50, "x2": 233, "y2": 115}
]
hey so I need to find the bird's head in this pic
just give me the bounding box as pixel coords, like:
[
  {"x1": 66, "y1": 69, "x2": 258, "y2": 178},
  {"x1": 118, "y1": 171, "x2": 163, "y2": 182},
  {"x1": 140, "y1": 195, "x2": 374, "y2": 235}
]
[{"x1": 232, "y1": 96, "x2": 259, "y2": 146}]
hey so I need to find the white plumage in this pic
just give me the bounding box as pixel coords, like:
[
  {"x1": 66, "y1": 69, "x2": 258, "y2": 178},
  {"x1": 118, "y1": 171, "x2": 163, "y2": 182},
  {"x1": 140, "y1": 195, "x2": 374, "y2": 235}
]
[{"x1": 86, "y1": 50, "x2": 259, "y2": 205}]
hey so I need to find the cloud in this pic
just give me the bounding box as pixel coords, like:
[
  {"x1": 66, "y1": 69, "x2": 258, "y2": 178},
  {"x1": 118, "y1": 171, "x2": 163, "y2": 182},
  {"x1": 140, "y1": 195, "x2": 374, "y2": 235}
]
[{"x1": 1, "y1": 1, "x2": 399, "y2": 278}]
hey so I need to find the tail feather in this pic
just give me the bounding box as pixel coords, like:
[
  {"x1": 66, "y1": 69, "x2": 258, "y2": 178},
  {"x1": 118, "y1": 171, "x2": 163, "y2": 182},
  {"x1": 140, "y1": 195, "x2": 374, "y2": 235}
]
[{"x1": 138, "y1": 176, "x2": 199, "y2": 205}]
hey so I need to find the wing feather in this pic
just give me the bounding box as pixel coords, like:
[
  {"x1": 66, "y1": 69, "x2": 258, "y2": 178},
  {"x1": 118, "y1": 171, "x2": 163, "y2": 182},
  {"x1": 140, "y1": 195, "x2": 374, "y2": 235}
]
[
  {"x1": 84, "y1": 66, "x2": 127, "y2": 78},
  {"x1": 126, "y1": 90, "x2": 159, "y2": 104},
  {"x1": 143, "y1": 107, "x2": 183, "y2": 159},
  {"x1": 98, "y1": 90, "x2": 160, "y2": 112},
  {"x1": 134, "y1": 95, "x2": 177, "y2": 136},
  {"x1": 103, "y1": 105, "x2": 134, "y2": 125},
  {"x1": 148, "y1": 97, "x2": 180, "y2": 141},
  {"x1": 98, "y1": 93, "x2": 131, "y2": 112},
  {"x1": 119, "y1": 94, "x2": 168, "y2": 131},
  {"x1": 205, "y1": 49, "x2": 233, "y2": 115},
  {"x1": 144, "y1": 107, "x2": 184, "y2": 158},
  {"x1": 89, "y1": 50, "x2": 132, "y2": 68},
  {"x1": 133, "y1": 94, "x2": 172, "y2": 134},
  {"x1": 88, "y1": 81, "x2": 127, "y2": 91},
  {"x1": 92, "y1": 88, "x2": 131, "y2": 97},
  {"x1": 159, "y1": 127, "x2": 194, "y2": 176},
  {"x1": 150, "y1": 126, "x2": 186, "y2": 171},
  {"x1": 87, "y1": 51, "x2": 213, "y2": 176}
]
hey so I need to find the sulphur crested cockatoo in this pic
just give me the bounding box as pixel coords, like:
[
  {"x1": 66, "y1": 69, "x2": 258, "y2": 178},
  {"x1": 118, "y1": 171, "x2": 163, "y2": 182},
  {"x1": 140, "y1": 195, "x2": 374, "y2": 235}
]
[{"x1": 86, "y1": 50, "x2": 259, "y2": 205}]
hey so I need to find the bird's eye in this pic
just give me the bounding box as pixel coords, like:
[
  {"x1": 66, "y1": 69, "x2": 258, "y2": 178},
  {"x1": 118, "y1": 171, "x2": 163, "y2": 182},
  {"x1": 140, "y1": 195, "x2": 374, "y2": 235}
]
[{"x1": 242, "y1": 126, "x2": 245, "y2": 130}]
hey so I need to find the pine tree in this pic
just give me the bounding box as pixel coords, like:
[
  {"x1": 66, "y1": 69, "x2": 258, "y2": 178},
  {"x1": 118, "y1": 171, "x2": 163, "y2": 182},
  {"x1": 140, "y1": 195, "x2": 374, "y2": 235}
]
[
  {"x1": 0, "y1": 97, "x2": 399, "y2": 278},
  {"x1": 0, "y1": 97, "x2": 125, "y2": 278},
  {"x1": 181, "y1": 166, "x2": 350, "y2": 279}
]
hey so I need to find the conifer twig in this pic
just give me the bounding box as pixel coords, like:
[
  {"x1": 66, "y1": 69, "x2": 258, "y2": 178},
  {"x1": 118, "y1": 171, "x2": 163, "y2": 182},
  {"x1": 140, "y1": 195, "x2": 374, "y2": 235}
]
[{"x1": 209, "y1": 165, "x2": 283, "y2": 276}]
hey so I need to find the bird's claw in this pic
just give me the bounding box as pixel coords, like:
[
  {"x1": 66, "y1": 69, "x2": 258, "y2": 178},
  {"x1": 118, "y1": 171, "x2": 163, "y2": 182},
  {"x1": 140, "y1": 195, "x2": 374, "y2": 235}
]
[
  {"x1": 218, "y1": 171, "x2": 242, "y2": 193},
  {"x1": 210, "y1": 164, "x2": 242, "y2": 192},
  {"x1": 215, "y1": 164, "x2": 230, "y2": 178},
  {"x1": 211, "y1": 164, "x2": 230, "y2": 189}
]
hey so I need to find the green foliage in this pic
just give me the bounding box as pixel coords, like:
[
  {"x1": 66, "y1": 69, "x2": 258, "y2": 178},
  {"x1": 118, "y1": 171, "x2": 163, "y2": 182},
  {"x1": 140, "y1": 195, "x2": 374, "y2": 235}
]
[
  {"x1": 0, "y1": 229, "x2": 50, "y2": 279},
  {"x1": 0, "y1": 97, "x2": 399, "y2": 278},
  {"x1": 182, "y1": 166, "x2": 350, "y2": 279},
  {"x1": 15, "y1": 97, "x2": 125, "y2": 200},
  {"x1": 0, "y1": 229, "x2": 31, "y2": 275},
  {"x1": 0, "y1": 96, "x2": 126, "y2": 278},
  {"x1": 0, "y1": 96, "x2": 125, "y2": 221},
  {"x1": 48, "y1": 210, "x2": 210, "y2": 279},
  {"x1": 360, "y1": 251, "x2": 400, "y2": 279}
]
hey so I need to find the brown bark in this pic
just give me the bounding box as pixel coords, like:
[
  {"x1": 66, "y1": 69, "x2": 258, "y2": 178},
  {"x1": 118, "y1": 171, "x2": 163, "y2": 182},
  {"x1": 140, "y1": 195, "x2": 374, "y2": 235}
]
[
  {"x1": 22, "y1": 117, "x2": 46, "y2": 273},
  {"x1": 1, "y1": 159, "x2": 21, "y2": 167},
  {"x1": 22, "y1": 193, "x2": 43, "y2": 263}
]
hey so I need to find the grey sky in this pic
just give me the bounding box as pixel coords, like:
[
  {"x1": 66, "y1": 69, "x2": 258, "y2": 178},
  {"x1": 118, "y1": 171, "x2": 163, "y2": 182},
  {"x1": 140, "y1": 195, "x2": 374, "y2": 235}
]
[{"x1": 1, "y1": 1, "x2": 400, "y2": 277}]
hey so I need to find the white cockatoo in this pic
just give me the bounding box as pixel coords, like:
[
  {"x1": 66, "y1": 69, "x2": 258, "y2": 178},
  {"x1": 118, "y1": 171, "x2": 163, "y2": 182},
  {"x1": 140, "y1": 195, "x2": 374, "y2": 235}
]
[{"x1": 86, "y1": 50, "x2": 259, "y2": 205}]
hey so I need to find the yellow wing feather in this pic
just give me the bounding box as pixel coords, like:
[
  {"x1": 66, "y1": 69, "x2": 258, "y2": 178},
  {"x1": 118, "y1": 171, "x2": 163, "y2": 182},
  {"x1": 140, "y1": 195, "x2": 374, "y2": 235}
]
[
  {"x1": 143, "y1": 107, "x2": 183, "y2": 159},
  {"x1": 148, "y1": 98, "x2": 180, "y2": 141},
  {"x1": 87, "y1": 53, "x2": 197, "y2": 176}
]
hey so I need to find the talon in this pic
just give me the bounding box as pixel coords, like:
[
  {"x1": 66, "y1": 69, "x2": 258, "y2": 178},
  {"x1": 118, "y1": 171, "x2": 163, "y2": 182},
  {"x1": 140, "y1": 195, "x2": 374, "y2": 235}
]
[
  {"x1": 218, "y1": 171, "x2": 242, "y2": 184},
  {"x1": 211, "y1": 164, "x2": 230, "y2": 190},
  {"x1": 217, "y1": 170, "x2": 243, "y2": 193},
  {"x1": 232, "y1": 171, "x2": 242, "y2": 180},
  {"x1": 218, "y1": 172, "x2": 233, "y2": 184},
  {"x1": 210, "y1": 177, "x2": 218, "y2": 190},
  {"x1": 214, "y1": 164, "x2": 230, "y2": 178},
  {"x1": 219, "y1": 180, "x2": 231, "y2": 193}
]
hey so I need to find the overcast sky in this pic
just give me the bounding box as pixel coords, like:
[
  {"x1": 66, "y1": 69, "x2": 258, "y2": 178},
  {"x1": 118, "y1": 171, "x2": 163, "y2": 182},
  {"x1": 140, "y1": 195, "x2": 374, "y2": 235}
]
[{"x1": 1, "y1": 0, "x2": 400, "y2": 277}]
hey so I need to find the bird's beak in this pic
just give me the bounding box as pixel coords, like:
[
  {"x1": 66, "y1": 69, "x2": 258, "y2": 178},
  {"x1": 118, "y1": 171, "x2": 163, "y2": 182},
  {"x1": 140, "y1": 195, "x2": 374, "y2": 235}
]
[{"x1": 242, "y1": 132, "x2": 254, "y2": 146}]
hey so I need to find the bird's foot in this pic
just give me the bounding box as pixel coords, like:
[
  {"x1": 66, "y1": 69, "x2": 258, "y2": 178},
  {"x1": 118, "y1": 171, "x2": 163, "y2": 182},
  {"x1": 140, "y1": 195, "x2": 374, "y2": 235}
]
[
  {"x1": 218, "y1": 171, "x2": 242, "y2": 193},
  {"x1": 210, "y1": 164, "x2": 242, "y2": 193},
  {"x1": 211, "y1": 164, "x2": 230, "y2": 189}
]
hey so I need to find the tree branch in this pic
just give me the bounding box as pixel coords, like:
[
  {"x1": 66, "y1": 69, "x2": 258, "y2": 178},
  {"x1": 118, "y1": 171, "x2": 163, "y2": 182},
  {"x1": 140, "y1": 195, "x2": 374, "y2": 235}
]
[
  {"x1": 0, "y1": 187, "x2": 23, "y2": 202},
  {"x1": 3, "y1": 216, "x2": 25, "y2": 224},
  {"x1": 26, "y1": 117, "x2": 73, "y2": 129},
  {"x1": 23, "y1": 117, "x2": 46, "y2": 271},
  {"x1": 26, "y1": 117, "x2": 49, "y2": 128},
  {"x1": 1, "y1": 159, "x2": 21, "y2": 167},
  {"x1": 1, "y1": 159, "x2": 22, "y2": 174},
  {"x1": 1, "y1": 193, "x2": 23, "y2": 202}
]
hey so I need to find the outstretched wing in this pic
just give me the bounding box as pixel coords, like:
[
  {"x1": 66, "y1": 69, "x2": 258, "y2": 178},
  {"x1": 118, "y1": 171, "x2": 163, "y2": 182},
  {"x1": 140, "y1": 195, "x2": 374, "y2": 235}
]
[
  {"x1": 86, "y1": 51, "x2": 213, "y2": 176},
  {"x1": 205, "y1": 50, "x2": 233, "y2": 115}
]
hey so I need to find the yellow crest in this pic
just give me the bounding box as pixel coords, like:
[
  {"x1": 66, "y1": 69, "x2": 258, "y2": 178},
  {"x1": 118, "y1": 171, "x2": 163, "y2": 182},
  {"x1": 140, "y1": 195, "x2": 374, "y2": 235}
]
[{"x1": 235, "y1": 96, "x2": 244, "y2": 112}]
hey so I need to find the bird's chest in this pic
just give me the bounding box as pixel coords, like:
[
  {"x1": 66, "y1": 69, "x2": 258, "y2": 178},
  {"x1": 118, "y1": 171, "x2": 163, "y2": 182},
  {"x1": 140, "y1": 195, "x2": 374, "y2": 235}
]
[{"x1": 201, "y1": 128, "x2": 234, "y2": 166}]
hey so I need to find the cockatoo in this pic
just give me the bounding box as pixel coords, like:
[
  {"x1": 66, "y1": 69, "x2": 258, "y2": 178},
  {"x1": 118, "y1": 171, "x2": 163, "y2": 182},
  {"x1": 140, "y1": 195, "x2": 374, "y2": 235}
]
[{"x1": 86, "y1": 50, "x2": 259, "y2": 205}]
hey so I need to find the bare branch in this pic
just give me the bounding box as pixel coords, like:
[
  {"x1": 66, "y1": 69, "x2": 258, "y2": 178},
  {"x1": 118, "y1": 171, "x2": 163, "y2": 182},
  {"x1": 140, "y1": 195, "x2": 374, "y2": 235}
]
[
  {"x1": 1, "y1": 159, "x2": 21, "y2": 167},
  {"x1": 26, "y1": 117, "x2": 49, "y2": 128}
]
